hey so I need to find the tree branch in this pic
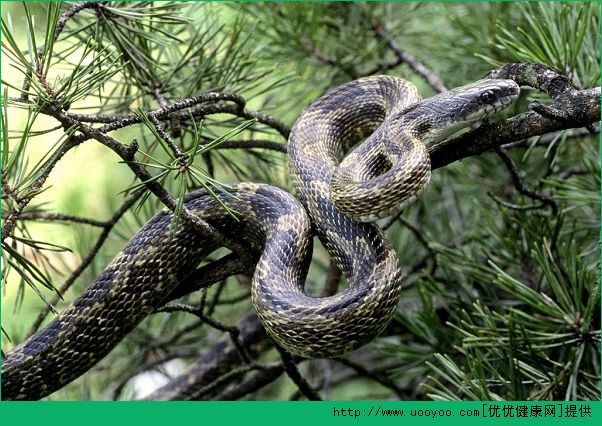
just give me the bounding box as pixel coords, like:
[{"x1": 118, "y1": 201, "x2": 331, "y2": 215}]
[
  {"x1": 12, "y1": 212, "x2": 108, "y2": 227},
  {"x1": 369, "y1": 17, "x2": 447, "y2": 93},
  {"x1": 213, "y1": 364, "x2": 284, "y2": 400},
  {"x1": 54, "y1": 2, "x2": 102, "y2": 40},
  {"x1": 142, "y1": 313, "x2": 270, "y2": 400},
  {"x1": 275, "y1": 345, "x2": 322, "y2": 401},
  {"x1": 493, "y1": 147, "x2": 558, "y2": 214},
  {"x1": 41, "y1": 103, "x2": 254, "y2": 263},
  {"x1": 430, "y1": 87, "x2": 600, "y2": 170}
]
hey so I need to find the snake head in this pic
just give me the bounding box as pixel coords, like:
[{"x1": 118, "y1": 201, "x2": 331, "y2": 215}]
[
  {"x1": 451, "y1": 78, "x2": 520, "y2": 121},
  {"x1": 406, "y1": 78, "x2": 521, "y2": 147}
]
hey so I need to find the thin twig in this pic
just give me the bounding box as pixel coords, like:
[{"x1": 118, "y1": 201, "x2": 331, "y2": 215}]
[
  {"x1": 300, "y1": 38, "x2": 358, "y2": 79},
  {"x1": 337, "y1": 357, "x2": 410, "y2": 400},
  {"x1": 156, "y1": 303, "x2": 252, "y2": 364},
  {"x1": 397, "y1": 216, "x2": 438, "y2": 275},
  {"x1": 488, "y1": 192, "x2": 545, "y2": 212},
  {"x1": 369, "y1": 17, "x2": 447, "y2": 93},
  {"x1": 204, "y1": 280, "x2": 227, "y2": 316},
  {"x1": 94, "y1": 93, "x2": 245, "y2": 131},
  {"x1": 13, "y1": 212, "x2": 108, "y2": 227},
  {"x1": 494, "y1": 147, "x2": 558, "y2": 214},
  {"x1": 54, "y1": 2, "x2": 101, "y2": 40},
  {"x1": 275, "y1": 345, "x2": 322, "y2": 401},
  {"x1": 26, "y1": 189, "x2": 144, "y2": 336}
]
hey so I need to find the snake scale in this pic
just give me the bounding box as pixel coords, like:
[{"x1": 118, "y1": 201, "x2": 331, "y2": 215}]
[{"x1": 1, "y1": 76, "x2": 519, "y2": 400}]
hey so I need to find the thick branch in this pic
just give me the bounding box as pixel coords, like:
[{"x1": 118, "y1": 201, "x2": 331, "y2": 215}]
[
  {"x1": 487, "y1": 62, "x2": 577, "y2": 98},
  {"x1": 213, "y1": 364, "x2": 284, "y2": 400},
  {"x1": 142, "y1": 313, "x2": 269, "y2": 400},
  {"x1": 430, "y1": 86, "x2": 600, "y2": 170}
]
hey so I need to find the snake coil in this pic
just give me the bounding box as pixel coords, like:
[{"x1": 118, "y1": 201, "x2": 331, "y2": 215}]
[{"x1": 1, "y1": 76, "x2": 519, "y2": 400}]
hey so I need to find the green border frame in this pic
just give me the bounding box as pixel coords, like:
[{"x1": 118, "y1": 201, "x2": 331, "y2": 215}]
[{"x1": 0, "y1": 401, "x2": 600, "y2": 425}]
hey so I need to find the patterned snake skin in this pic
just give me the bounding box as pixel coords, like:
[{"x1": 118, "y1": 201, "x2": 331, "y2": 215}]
[{"x1": 1, "y1": 76, "x2": 519, "y2": 400}]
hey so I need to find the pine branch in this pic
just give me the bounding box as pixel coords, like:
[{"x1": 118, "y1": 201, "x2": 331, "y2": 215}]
[
  {"x1": 276, "y1": 345, "x2": 322, "y2": 401},
  {"x1": 431, "y1": 71, "x2": 600, "y2": 169},
  {"x1": 39, "y1": 102, "x2": 254, "y2": 263},
  {"x1": 141, "y1": 314, "x2": 270, "y2": 400},
  {"x1": 493, "y1": 147, "x2": 558, "y2": 214},
  {"x1": 369, "y1": 16, "x2": 447, "y2": 93},
  {"x1": 54, "y1": 2, "x2": 101, "y2": 40}
]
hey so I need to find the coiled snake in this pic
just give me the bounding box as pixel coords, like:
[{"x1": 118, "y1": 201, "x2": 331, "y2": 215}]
[{"x1": 1, "y1": 76, "x2": 519, "y2": 400}]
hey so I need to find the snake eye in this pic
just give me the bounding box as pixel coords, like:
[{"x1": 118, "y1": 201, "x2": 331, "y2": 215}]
[{"x1": 479, "y1": 90, "x2": 496, "y2": 103}]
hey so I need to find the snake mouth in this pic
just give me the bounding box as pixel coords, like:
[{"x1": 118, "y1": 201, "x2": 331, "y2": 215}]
[
  {"x1": 490, "y1": 82, "x2": 520, "y2": 113},
  {"x1": 460, "y1": 79, "x2": 520, "y2": 121},
  {"x1": 480, "y1": 94, "x2": 517, "y2": 118},
  {"x1": 492, "y1": 86, "x2": 521, "y2": 111},
  {"x1": 466, "y1": 91, "x2": 520, "y2": 121}
]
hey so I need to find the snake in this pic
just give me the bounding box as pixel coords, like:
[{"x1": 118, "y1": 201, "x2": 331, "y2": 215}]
[{"x1": 1, "y1": 76, "x2": 520, "y2": 400}]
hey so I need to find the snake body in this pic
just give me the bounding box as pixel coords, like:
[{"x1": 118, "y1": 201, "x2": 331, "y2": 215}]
[{"x1": 1, "y1": 76, "x2": 519, "y2": 400}]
